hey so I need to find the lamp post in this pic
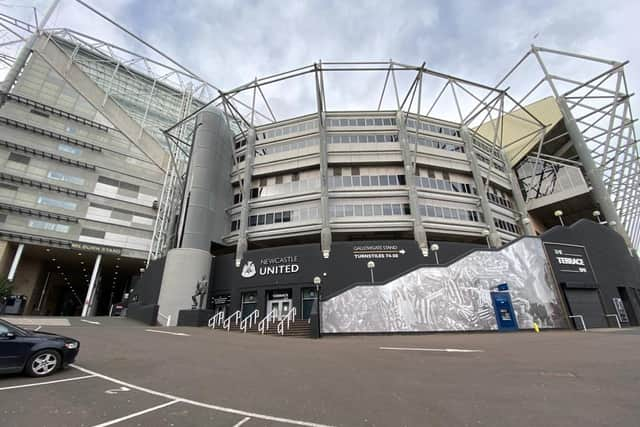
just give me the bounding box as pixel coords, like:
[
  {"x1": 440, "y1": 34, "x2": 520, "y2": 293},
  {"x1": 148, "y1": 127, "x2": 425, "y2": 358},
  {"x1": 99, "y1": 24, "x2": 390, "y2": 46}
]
[
  {"x1": 367, "y1": 261, "x2": 375, "y2": 283},
  {"x1": 430, "y1": 243, "x2": 440, "y2": 265},
  {"x1": 554, "y1": 209, "x2": 564, "y2": 226},
  {"x1": 592, "y1": 210, "x2": 602, "y2": 223},
  {"x1": 481, "y1": 229, "x2": 490, "y2": 247},
  {"x1": 312, "y1": 276, "x2": 322, "y2": 338}
]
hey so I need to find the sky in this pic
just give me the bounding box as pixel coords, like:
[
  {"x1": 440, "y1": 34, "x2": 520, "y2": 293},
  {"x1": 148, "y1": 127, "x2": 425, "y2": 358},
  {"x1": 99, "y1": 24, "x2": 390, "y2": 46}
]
[{"x1": 1, "y1": 0, "x2": 639, "y2": 129}]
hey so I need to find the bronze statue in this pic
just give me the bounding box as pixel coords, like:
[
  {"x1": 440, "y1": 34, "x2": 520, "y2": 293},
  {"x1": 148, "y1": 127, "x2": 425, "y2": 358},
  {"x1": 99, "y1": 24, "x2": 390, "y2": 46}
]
[{"x1": 191, "y1": 275, "x2": 208, "y2": 310}]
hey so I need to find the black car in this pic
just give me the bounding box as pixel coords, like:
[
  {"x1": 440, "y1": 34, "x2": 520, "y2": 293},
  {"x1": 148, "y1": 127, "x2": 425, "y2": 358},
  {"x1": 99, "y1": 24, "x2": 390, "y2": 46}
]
[{"x1": 0, "y1": 318, "x2": 80, "y2": 377}]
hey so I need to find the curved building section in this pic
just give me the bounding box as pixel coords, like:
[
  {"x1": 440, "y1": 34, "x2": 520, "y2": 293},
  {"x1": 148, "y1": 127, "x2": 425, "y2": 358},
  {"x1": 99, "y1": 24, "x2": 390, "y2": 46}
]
[{"x1": 180, "y1": 108, "x2": 234, "y2": 251}]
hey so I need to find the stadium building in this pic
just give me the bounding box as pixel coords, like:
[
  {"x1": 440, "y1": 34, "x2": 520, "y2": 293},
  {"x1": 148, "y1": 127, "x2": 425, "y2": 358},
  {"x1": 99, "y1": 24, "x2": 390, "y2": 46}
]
[{"x1": 1, "y1": 4, "x2": 639, "y2": 334}]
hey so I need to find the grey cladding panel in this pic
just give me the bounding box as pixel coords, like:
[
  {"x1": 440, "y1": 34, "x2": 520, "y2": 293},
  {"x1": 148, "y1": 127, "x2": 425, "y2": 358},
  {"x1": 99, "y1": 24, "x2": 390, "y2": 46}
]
[{"x1": 322, "y1": 238, "x2": 567, "y2": 333}]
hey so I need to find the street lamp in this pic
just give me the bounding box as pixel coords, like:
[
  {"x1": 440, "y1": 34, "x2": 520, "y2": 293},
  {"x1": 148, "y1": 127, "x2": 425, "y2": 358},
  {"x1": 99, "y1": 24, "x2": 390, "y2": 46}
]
[
  {"x1": 554, "y1": 210, "x2": 564, "y2": 226},
  {"x1": 430, "y1": 243, "x2": 440, "y2": 265},
  {"x1": 592, "y1": 210, "x2": 602, "y2": 223},
  {"x1": 481, "y1": 229, "x2": 490, "y2": 247},
  {"x1": 367, "y1": 261, "x2": 375, "y2": 283}
]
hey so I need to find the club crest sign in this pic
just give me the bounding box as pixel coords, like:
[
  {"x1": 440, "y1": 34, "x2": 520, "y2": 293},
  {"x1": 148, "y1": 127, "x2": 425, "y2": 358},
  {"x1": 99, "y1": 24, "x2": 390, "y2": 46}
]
[{"x1": 240, "y1": 256, "x2": 300, "y2": 279}]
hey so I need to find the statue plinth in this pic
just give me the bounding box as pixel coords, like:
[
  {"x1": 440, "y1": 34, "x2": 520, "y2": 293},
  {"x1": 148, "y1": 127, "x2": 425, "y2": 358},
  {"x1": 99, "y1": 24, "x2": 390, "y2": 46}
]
[{"x1": 177, "y1": 308, "x2": 214, "y2": 327}]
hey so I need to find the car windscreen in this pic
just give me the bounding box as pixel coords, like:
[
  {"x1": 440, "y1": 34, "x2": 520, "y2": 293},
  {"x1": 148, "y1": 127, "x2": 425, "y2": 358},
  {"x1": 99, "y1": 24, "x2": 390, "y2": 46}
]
[{"x1": 0, "y1": 319, "x2": 31, "y2": 335}]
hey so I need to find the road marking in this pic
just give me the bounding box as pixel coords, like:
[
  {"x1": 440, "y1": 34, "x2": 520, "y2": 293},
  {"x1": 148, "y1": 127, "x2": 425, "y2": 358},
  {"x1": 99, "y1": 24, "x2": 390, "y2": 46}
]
[
  {"x1": 0, "y1": 374, "x2": 95, "y2": 391},
  {"x1": 105, "y1": 386, "x2": 131, "y2": 395},
  {"x1": 144, "y1": 329, "x2": 190, "y2": 337},
  {"x1": 91, "y1": 400, "x2": 179, "y2": 427},
  {"x1": 233, "y1": 417, "x2": 252, "y2": 427},
  {"x1": 70, "y1": 364, "x2": 335, "y2": 427},
  {"x1": 81, "y1": 319, "x2": 101, "y2": 325},
  {"x1": 379, "y1": 347, "x2": 484, "y2": 353}
]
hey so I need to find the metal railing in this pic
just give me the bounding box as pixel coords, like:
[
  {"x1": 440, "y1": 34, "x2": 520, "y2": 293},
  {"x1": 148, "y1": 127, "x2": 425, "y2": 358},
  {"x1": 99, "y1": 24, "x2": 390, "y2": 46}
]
[
  {"x1": 258, "y1": 309, "x2": 278, "y2": 334},
  {"x1": 223, "y1": 310, "x2": 241, "y2": 331},
  {"x1": 568, "y1": 314, "x2": 587, "y2": 332},
  {"x1": 208, "y1": 311, "x2": 224, "y2": 329},
  {"x1": 240, "y1": 310, "x2": 260, "y2": 333},
  {"x1": 157, "y1": 312, "x2": 171, "y2": 327},
  {"x1": 605, "y1": 314, "x2": 622, "y2": 329},
  {"x1": 277, "y1": 307, "x2": 297, "y2": 336}
]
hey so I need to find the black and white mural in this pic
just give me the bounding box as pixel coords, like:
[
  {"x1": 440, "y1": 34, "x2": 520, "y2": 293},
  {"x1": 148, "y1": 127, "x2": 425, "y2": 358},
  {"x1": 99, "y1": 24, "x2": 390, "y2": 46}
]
[{"x1": 321, "y1": 238, "x2": 567, "y2": 333}]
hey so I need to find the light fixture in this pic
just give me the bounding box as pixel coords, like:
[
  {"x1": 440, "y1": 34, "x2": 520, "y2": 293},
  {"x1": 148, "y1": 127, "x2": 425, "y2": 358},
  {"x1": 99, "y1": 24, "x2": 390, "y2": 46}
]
[
  {"x1": 77, "y1": 252, "x2": 82, "y2": 256},
  {"x1": 80, "y1": 261, "x2": 84, "y2": 265},
  {"x1": 481, "y1": 229, "x2": 491, "y2": 248},
  {"x1": 46, "y1": 248, "x2": 51, "y2": 252},
  {"x1": 367, "y1": 261, "x2": 376, "y2": 283},
  {"x1": 430, "y1": 243, "x2": 440, "y2": 265},
  {"x1": 51, "y1": 258, "x2": 56, "y2": 262},
  {"x1": 57, "y1": 265, "x2": 61, "y2": 269},
  {"x1": 554, "y1": 210, "x2": 565, "y2": 226},
  {"x1": 592, "y1": 210, "x2": 602, "y2": 223}
]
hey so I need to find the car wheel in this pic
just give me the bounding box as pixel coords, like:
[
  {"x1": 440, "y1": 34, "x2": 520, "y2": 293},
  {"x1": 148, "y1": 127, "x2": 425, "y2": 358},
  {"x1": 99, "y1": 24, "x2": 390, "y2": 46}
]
[{"x1": 25, "y1": 350, "x2": 61, "y2": 377}]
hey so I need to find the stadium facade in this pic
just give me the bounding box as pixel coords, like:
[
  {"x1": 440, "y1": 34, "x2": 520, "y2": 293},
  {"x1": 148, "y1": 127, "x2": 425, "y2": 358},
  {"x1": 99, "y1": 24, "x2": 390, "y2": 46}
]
[{"x1": 1, "y1": 5, "x2": 639, "y2": 334}]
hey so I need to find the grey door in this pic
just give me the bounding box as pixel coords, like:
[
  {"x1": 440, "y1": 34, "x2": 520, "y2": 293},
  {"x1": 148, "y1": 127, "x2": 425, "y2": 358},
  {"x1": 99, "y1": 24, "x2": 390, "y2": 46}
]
[{"x1": 564, "y1": 289, "x2": 607, "y2": 328}]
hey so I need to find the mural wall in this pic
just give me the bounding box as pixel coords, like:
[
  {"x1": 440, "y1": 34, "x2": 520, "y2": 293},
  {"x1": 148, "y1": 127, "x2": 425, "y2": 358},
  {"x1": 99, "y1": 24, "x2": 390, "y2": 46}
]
[{"x1": 321, "y1": 238, "x2": 567, "y2": 333}]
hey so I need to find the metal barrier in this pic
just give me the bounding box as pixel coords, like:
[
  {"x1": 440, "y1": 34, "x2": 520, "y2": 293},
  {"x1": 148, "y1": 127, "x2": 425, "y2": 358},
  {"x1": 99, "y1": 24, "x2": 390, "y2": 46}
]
[
  {"x1": 568, "y1": 314, "x2": 587, "y2": 332},
  {"x1": 157, "y1": 312, "x2": 171, "y2": 327},
  {"x1": 223, "y1": 310, "x2": 241, "y2": 331},
  {"x1": 605, "y1": 314, "x2": 622, "y2": 329},
  {"x1": 258, "y1": 309, "x2": 278, "y2": 334},
  {"x1": 240, "y1": 310, "x2": 260, "y2": 333},
  {"x1": 208, "y1": 311, "x2": 224, "y2": 329},
  {"x1": 277, "y1": 307, "x2": 297, "y2": 336}
]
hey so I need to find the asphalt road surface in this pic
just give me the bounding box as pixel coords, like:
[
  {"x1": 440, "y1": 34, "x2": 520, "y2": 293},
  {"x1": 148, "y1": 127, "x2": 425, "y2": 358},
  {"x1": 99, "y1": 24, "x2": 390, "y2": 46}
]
[{"x1": 1, "y1": 322, "x2": 639, "y2": 427}]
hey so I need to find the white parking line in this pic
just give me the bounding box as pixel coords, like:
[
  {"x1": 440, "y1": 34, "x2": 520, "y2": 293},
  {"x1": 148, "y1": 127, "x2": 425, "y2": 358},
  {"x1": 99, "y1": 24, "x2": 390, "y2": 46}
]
[
  {"x1": 0, "y1": 374, "x2": 95, "y2": 391},
  {"x1": 144, "y1": 329, "x2": 190, "y2": 337},
  {"x1": 70, "y1": 364, "x2": 335, "y2": 427},
  {"x1": 91, "y1": 400, "x2": 179, "y2": 427},
  {"x1": 81, "y1": 319, "x2": 101, "y2": 325},
  {"x1": 379, "y1": 347, "x2": 484, "y2": 353},
  {"x1": 233, "y1": 417, "x2": 251, "y2": 427}
]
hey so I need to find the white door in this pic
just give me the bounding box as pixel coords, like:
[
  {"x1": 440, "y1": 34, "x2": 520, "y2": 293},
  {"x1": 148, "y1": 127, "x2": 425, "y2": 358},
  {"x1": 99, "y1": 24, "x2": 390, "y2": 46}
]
[{"x1": 267, "y1": 299, "x2": 291, "y2": 320}]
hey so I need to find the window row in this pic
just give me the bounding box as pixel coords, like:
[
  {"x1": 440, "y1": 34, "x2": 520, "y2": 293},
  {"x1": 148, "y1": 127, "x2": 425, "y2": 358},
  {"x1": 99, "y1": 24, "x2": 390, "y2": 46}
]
[
  {"x1": 329, "y1": 202, "x2": 411, "y2": 218},
  {"x1": 418, "y1": 204, "x2": 484, "y2": 223},
  {"x1": 487, "y1": 191, "x2": 513, "y2": 209},
  {"x1": 259, "y1": 119, "x2": 319, "y2": 140},
  {"x1": 28, "y1": 219, "x2": 70, "y2": 233},
  {"x1": 473, "y1": 137, "x2": 502, "y2": 158},
  {"x1": 233, "y1": 178, "x2": 321, "y2": 203},
  {"x1": 37, "y1": 195, "x2": 77, "y2": 211},
  {"x1": 327, "y1": 133, "x2": 399, "y2": 144},
  {"x1": 474, "y1": 151, "x2": 506, "y2": 172},
  {"x1": 415, "y1": 176, "x2": 475, "y2": 195},
  {"x1": 47, "y1": 170, "x2": 85, "y2": 186},
  {"x1": 326, "y1": 117, "x2": 397, "y2": 128},
  {"x1": 406, "y1": 119, "x2": 460, "y2": 138},
  {"x1": 407, "y1": 134, "x2": 465, "y2": 153},
  {"x1": 494, "y1": 218, "x2": 520, "y2": 234},
  {"x1": 255, "y1": 136, "x2": 319, "y2": 156},
  {"x1": 328, "y1": 174, "x2": 406, "y2": 189},
  {"x1": 231, "y1": 206, "x2": 322, "y2": 231}
]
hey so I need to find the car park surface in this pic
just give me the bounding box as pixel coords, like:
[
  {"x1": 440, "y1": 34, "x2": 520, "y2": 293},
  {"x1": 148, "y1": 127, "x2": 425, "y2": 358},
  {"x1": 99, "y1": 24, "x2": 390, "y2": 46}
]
[{"x1": 1, "y1": 323, "x2": 639, "y2": 427}]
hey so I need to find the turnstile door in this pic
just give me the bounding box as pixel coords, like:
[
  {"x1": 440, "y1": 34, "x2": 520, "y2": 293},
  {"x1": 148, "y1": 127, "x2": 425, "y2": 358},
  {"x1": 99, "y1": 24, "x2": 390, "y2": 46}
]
[
  {"x1": 491, "y1": 292, "x2": 518, "y2": 331},
  {"x1": 564, "y1": 288, "x2": 607, "y2": 328}
]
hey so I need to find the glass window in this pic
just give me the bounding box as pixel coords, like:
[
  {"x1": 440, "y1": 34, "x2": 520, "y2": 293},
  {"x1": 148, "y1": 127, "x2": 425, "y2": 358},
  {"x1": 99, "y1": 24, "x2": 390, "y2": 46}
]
[
  {"x1": 389, "y1": 175, "x2": 398, "y2": 186},
  {"x1": 354, "y1": 205, "x2": 363, "y2": 216},
  {"x1": 58, "y1": 144, "x2": 81, "y2": 155},
  {"x1": 249, "y1": 216, "x2": 257, "y2": 226},
  {"x1": 352, "y1": 176, "x2": 361, "y2": 186},
  {"x1": 333, "y1": 167, "x2": 342, "y2": 176},
  {"x1": 436, "y1": 180, "x2": 445, "y2": 191},
  {"x1": 48, "y1": 171, "x2": 85, "y2": 186},
  {"x1": 370, "y1": 175, "x2": 379, "y2": 186},
  {"x1": 257, "y1": 215, "x2": 265, "y2": 225},
  {"x1": 382, "y1": 204, "x2": 392, "y2": 215},
  {"x1": 392, "y1": 204, "x2": 402, "y2": 215},
  {"x1": 427, "y1": 205, "x2": 436, "y2": 217},
  {"x1": 364, "y1": 204, "x2": 373, "y2": 216},
  {"x1": 361, "y1": 176, "x2": 370, "y2": 186},
  {"x1": 275, "y1": 175, "x2": 283, "y2": 184},
  {"x1": 373, "y1": 204, "x2": 382, "y2": 216},
  {"x1": 398, "y1": 175, "x2": 406, "y2": 185},
  {"x1": 335, "y1": 205, "x2": 344, "y2": 217},
  {"x1": 403, "y1": 204, "x2": 411, "y2": 215},
  {"x1": 374, "y1": 118, "x2": 383, "y2": 126},
  {"x1": 357, "y1": 119, "x2": 365, "y2": 126},
  {"x1": 275, "y1": 212, "x2": 282, "y2": 223},
  {"x1": 345, "y1": 205, "x2": 354, "y2": 216},
  {"x1": 351, "y1": 166, "x2": 360, "y2": 176},
  {"x1": 343, "y1": 176, "x2": 352, "y2": 187},
  {"x1": 28, "y1": 219, "x2": 70, "y2": 233},
  {"x1": 434, "y1": 206, "x2": 443, "y2": 217},
  {"x1": 37, "y1": 196, "x2": 77, "y2": 210},
  {"x1": 282, "y1": 211, "x2": 291, "y2": 222},
  {"x1": 365, "y1": 119, "x2": 374, "y2": 126},
  {"x1": 379, "y1": 176, "x2": 389, "y2": 186}
]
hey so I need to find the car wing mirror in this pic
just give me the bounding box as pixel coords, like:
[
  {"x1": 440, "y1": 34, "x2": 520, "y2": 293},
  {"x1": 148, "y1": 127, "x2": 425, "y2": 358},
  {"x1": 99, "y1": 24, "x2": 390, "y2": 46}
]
[{"x1": 2, "y1": 332, "x2": 16, "y2": 339}]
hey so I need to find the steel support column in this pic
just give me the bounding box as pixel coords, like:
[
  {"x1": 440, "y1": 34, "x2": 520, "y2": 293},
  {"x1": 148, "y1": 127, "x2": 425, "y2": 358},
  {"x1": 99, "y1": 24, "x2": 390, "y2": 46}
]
[
  {"x1": 502, "y1": 151, "x2": 534, "y2": 235},
  {"x1": 461, "y1": 127, "x2": 501, "y2": 247},
  {"x1": 556, "y1": 97, "x2": 632, "y2": 246},
  {"x1": 81, "y1": 254, "x2": 102, "y2": 317},
  {"x1": 7, "y1": 243, "x2": 24, "y2": 282},
  {"x1": 319, "y1": 118, "x2": 332, "y2": 258},
  {"x1": 397, "y1": 111, "x2": 428, "y2": 256},
  {"x1": 235, "y1": 128, "x2": 256, "y2": 266}
]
